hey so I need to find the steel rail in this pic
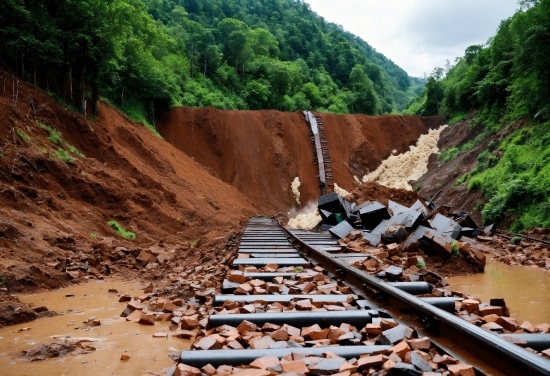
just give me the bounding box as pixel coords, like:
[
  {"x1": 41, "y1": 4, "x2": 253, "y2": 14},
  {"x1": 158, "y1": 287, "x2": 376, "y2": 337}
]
[{"x1": 283, "y1": 225, "x2": 550, "y2": 376}]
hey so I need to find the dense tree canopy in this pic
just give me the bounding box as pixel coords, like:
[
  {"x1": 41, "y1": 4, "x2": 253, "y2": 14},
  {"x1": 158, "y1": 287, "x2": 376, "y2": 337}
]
[{"x1": 0, "y1": 0, "x2": 421, "y2": 123}]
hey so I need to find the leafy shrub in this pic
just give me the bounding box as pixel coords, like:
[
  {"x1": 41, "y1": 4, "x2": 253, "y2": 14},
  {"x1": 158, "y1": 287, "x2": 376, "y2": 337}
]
[
  {"x1": 439, "y1": 147, "x2": 459, "y2": 162},
  {"x1": 107, "y1": 221, "x2": 136, "y2": 240},
  {"x1": 510, "y1": 236, "x2": 521, "y2": 244},
  {"x1": 451, "y1": 242, "x2": 460, "y2": 256},
  {"x1": 416, "y1": 261, "x2": 426, "y2": 269}
]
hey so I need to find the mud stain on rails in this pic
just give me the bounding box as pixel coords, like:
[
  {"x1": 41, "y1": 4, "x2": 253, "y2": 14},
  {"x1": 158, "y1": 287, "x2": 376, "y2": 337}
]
[
  {"x1": 448, "y1": 260, "x2": 550, "y2": 324},
  {"x1": 0, "y1": 280, "x2": 190, "y2": 376}
]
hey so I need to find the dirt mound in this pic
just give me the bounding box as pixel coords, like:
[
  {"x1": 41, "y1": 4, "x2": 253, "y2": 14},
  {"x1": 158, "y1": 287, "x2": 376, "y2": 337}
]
[
  {"x1": 347, "y1": 181, "x2": 424, "y2": 207},
  {"x1": 0, "y1": 73, "x2": 256, "y2": 293},
  {"x1": 21, "y1": 341, "x2": 95, "y2": 361}
]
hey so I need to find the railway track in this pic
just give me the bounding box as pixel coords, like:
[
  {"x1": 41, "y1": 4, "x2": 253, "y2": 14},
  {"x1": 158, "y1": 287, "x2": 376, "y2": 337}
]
[
  {"x1": 494, "y1": 229, "x2": 550, "y2": 247},
  {"x1": 180, "y1": 217, "x2": 550, "y2": 376},
  {"x1": 305, "y1": 112, "x2": 334, "y2": 195}
]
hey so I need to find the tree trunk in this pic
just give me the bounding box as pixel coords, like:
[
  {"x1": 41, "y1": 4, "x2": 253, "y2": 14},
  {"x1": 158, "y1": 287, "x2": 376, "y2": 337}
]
[
  {"x1": 121, "y1": 86, "x2": 124, "y2": 108},
  {"x1": 80, "y1": 63, "x2": 87, "y2": 117},
  {"x1": 150, "y1": 100, "x2": 155, "y2": 129},
  {"x1": 69, "y1": 67, "x2": 73, "y2": 101}
]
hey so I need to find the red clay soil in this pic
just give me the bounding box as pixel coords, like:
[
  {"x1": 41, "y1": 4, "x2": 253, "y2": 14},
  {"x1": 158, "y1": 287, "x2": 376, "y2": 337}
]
[
  {"x1": 319, "y1": 114, "x2": 443, "y2": 192},
  {"x1": 0, "y1": 72, "x2": 257, "y2": 295},
  {"x1": 159, "y1": 109, "x2": 443, "y2": 210},
  {"x1": 158, "y1": 108, "x2": 320, "y2": 212}
]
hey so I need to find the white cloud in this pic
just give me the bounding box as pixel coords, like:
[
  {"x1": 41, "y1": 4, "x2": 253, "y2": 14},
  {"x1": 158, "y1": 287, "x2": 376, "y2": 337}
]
[{"x1": 305, "y1": 0, "x2": 519, "y2": 76}]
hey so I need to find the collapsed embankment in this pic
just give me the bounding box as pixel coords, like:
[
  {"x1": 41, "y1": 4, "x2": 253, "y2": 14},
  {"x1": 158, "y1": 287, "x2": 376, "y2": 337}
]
[
  {"x1": 159, "y1": 108, "x2": 442, "y2": 210},
  {"x1": 0, "y1": 78, "x2": 256, "y2": 296}
]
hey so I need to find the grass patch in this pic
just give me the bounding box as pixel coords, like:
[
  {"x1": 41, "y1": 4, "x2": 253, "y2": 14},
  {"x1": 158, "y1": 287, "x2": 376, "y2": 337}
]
[
  {"x1": 90, "y1": 232, "x2": 97, "y2": 239},
  {"x1": 189, "y1": 239, "x2": 199, "y2": 246},
  {"x1": 510, "y1": 236, "x2": 521, "y2": 245},
  {"x1": 56, "y1": 148, "x2": 74, "y2": 163},
  {"x1": 416, "y1": 261, "x2": 426, "y2": 269},
  {"x1": 451, "y1": 241, "x2": 460, "y2": 256},
  {"x1": 38, "y1": 121, "x2": 85, "y2": 159},
  {"x1": 17, "y1": 129, "x2": 30, "y2": 142},
  {"x1": 107, "y1": 221, "x2": 136, "y2": 240},
  {"x1": 439, "y1": 131, "x2": 489, "y2": 163}
]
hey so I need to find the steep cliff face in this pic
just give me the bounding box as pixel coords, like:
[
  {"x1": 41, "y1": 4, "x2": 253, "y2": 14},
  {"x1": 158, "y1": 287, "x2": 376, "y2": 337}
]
[{"x1": 159, "y1": 107, "x2": 441, "y2": 210}]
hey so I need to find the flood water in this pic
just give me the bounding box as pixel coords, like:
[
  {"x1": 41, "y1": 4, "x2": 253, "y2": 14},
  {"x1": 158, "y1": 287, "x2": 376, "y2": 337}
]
[
  {"x1": 448, "y1": 260, "x2": 550, "y2": 324},
  {"x1": 0, "y1": 280, "x2": 191, "y2": 376}
]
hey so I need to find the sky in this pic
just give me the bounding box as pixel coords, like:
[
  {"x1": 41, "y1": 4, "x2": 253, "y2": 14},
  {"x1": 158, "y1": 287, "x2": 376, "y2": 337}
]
[{"x1": 305, "y1": 0, "x2": 520, "y2": 77}]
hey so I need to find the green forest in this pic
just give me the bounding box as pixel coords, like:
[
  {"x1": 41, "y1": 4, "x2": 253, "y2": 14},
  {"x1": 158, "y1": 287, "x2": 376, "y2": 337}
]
[
  {"x1": 406, "y1": 0, "x2": 550, "y2": 231},
  {"x1": 0, "y1": 0, "x2": 422, "y2": 125}
]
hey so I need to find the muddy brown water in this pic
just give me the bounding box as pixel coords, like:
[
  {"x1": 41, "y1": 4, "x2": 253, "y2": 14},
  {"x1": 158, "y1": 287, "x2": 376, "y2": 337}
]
[
  {"x1": 0, "y1": 280, "x2": 190, "y2": 376},
  {"x1": 448, "y1": 260, "x2": 550, "y2": 324}
]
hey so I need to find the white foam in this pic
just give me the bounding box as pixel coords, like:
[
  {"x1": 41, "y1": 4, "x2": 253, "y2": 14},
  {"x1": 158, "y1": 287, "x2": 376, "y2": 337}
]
[{"x1": 361, "y1": 125, "x2": 448, "y2": 191}]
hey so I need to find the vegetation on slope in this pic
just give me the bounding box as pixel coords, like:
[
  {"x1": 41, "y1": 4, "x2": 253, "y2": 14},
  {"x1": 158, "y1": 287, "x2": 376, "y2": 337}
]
[
  {"x1": 405, "y1": 0, "x2": 550, "y2": 231},
  {"x1": 0, "y1": 0, "x2": 421, "y2": 123}
]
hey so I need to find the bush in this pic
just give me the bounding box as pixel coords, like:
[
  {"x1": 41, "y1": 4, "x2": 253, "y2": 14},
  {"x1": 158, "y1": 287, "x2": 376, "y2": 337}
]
[
  {"x1": 107, "y1": 221, "x2": 136, "y2": 240},
  {"x1": 451, "y1": 242, "x2": 460, "y2": 256},
  {"x1": 510, "y1": 236, "x2": 521, "y2": 244}
]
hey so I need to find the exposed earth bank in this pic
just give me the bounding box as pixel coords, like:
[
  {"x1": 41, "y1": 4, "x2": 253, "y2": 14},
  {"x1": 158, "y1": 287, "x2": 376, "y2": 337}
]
[{"x1": 0, "y1": 74, "x2": 442, "y2": 328}]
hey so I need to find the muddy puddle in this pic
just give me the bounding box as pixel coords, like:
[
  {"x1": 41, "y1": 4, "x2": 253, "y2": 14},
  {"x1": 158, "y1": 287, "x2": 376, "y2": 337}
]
[
  {"x1": 0, "y1": 280, "x2": 190, "y2": 376},
  {"x1": 448, "y1": 260, "x2": 550, "y2": 324}
]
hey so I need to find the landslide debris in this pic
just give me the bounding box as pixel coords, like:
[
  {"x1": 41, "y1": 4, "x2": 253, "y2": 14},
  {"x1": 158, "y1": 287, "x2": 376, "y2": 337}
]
[
  {"x1": 0, "y1": 74, "x2": 255, "y2": 294},
  {"x1": 362, "y1": 125, "x2": 448, "y2": 190}
]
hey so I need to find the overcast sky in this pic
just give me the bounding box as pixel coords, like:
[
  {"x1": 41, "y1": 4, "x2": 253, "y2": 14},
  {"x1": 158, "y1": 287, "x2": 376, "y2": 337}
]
[{"x1": 305, "y1": 0, "x2": 520, "y2": 77}]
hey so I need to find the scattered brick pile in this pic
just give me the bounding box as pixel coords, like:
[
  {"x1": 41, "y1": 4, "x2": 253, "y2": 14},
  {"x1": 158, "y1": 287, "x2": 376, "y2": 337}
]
[
  {"x1": 227, "y1": 266, "x2": 353, "y2": 297},
  {"x1": 173, "y1": 321, "x2": 478, "y2": 376},
  {"x1": 483, "y1": 236, "x2": 550, "y2": 271}
]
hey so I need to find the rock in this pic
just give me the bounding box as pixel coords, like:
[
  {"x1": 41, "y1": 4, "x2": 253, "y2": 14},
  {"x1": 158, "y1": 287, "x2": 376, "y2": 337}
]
[
  {"x1": 250, "y1": 355, "x2": 280, "y2": 369},
  {"x1": 390, "y1": 341, "x2": 410, "y2": 358},
  {"x1": 193, "y1": 336, "x2": 222, "y2": 350},
  {"x1": 481, "y1": 322, "x2": 503, "y2": 332},
  {"x1": 409, "y1": 352, "x2": 432, "y2": 372},
  {"x1": 496, "y1": 316, "x2": 519, "y2": 332},
  {"x1": 296, "y1": 299, "x2": 313, "y2": 311},
  {"x1": 229, "y1": 271, "x2": 248, "y2": 284},
  {"x1": 138, "y1": 313, "x2": 155, "y2": 325},
  {"x1": 270, "y1": 329, "x2": 289, "y2": 341},
  {"x1": 357, "y1": 354, "x2": 384, "y2": 369},
  {"x1": 280, "y1": 360, "x2": 309, "y2": 374},
  {"x1": 385, "y1": 266, "x2": 404, "y2": 279},
  {"x1": 174, "y1": 363, "x2": 202, "y2": 376},
  {"x1": 237, "y1": 320, "x2": 258, "y2": 335},
  {"x1": 181, "y1": 316, "x2": 199, "y2": 330},
  {"x1": 387, "y1": 362, "x2": 421, "y2": 376},
  {"x1": 478, "y1": 306, "x2": 503, "y2": 316},
  {"x1": 447, "y1": 364, "x2": 476, "y2": 376},
  {"x1": 460, "y1": 299, "x2": 479, "y2": 314},
  {"x1": 481, "y1": 314, "x2": 500, "y2": 323},
  {"x1": 379, "y1": 325, "x2": 414, "y2": 345},
  {"x1": 519, "y1": 321, "x2": 537, "y2": 333},
  {"x1": 201, "y1": 364, "x2": 216, "y2": 376},
  {"x1": 536, "y1": 323, "x2": 550, "y2": 333},
  {"x1": 409, "y1": 337, "x2": 430, "y2": 351},
  {"x1": 120, "y1": 353, "x2": 130, "y2": 360},
  {"x1": 153, "y1": 332, "x2": 168, "y2": 338},
  {"x1": 363, "y1": 323, "x2": 382, "y2": 336},
  {"x1": 310, "y1": 358, "x2": 346, "y2": 375}
]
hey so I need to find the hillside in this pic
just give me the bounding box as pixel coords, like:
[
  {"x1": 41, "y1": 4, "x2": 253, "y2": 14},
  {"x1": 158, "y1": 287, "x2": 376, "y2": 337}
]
[
  {"x1": 0, "y1": 0, "x2": 421, "y2": 125},
  {"x1": 0, "y1": 73, "x2": 439, "y2": 294},
  {"x1": 405, "y1": 0, "x2": 550, "y2": 232}
]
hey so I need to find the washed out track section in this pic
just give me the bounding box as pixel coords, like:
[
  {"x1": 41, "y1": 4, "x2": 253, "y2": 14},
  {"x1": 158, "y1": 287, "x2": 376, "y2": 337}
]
[
  {"x1": 180, "y1": 217, "x2": 550, "y2": 376},
  {"x1": 287, "y1": 227, "x2": 550, "y2": 376}
]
